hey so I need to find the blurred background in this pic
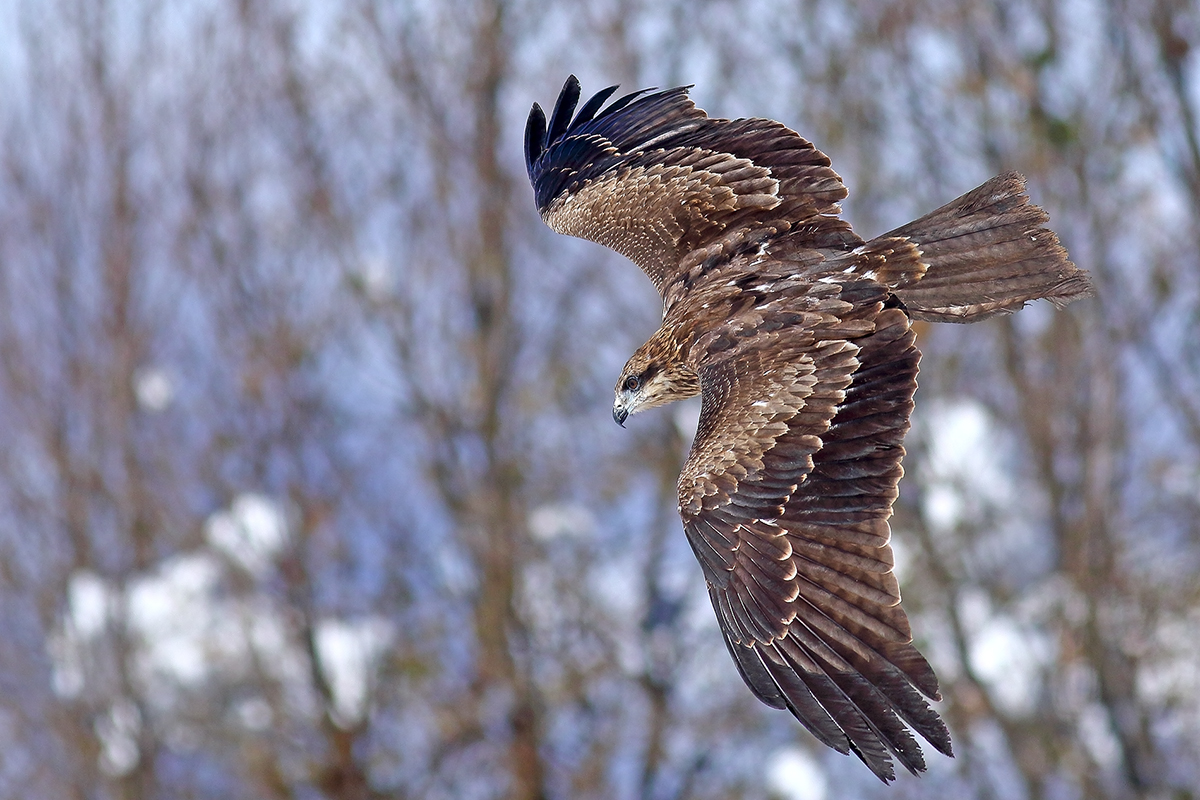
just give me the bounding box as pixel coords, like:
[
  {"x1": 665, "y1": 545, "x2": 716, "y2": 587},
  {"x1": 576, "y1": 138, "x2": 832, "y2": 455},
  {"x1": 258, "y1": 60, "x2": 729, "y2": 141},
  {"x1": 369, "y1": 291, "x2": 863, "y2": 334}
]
[{"x1": 0, "y1": 0, "x2": 1198, "y2": 798}]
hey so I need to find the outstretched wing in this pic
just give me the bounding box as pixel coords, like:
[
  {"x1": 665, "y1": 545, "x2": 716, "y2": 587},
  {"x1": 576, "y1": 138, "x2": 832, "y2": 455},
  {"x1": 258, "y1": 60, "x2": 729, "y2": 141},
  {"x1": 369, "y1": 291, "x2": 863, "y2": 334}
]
[
  {"x1": 524, "y1": 76, "x2": 859, "y2": 294},
  {"x1": 678, "y1": 277, "x2": 952, "y2": 782}
]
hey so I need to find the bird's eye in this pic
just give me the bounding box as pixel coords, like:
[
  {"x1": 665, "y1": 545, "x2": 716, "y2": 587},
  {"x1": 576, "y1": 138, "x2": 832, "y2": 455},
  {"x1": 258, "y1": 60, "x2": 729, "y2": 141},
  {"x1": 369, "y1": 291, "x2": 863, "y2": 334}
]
[{"x1": 624, "y1": 375, "x2": 641, "y2": 392}]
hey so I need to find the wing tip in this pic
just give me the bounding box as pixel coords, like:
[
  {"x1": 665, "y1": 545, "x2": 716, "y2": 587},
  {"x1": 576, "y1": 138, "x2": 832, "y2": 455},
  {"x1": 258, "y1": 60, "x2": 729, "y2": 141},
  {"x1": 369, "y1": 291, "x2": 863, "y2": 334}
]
[
  {"x1": 524, "y1": 101, "x2": 547, "y2": 176},
  {"x1": 545, "y1": 74, "x2": 582, "y2": 148},
  {"x1": 524, "y1": 76, "x2": 698, "y2": 210},
  {"x1": 525, "y1": 75, "x2": 618, "y2": 177}
]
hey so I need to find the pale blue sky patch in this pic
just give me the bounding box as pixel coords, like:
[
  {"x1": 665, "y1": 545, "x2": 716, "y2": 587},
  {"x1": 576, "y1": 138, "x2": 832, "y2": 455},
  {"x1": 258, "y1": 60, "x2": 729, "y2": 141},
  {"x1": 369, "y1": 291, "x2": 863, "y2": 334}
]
[
  {"x1": 672, "y1": 396, "x2": 702, "y2": 443},
  {"x1": 529, "y1": 502, "x2": 595, "y2": 541}
]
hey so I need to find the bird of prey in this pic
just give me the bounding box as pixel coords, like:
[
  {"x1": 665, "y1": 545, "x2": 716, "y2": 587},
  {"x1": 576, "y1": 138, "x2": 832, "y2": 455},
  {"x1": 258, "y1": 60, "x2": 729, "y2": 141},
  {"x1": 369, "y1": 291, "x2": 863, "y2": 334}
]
[{"x1": 523, "y1": 75, "x2": 1092, "y2": 782}]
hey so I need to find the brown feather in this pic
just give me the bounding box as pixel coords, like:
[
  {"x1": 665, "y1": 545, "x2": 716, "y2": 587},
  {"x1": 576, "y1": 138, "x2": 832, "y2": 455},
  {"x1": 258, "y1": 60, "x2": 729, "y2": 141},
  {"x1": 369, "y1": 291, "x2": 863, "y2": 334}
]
[{"x1": 526, "y1": 77, "x2": 1093, "y2": 781}]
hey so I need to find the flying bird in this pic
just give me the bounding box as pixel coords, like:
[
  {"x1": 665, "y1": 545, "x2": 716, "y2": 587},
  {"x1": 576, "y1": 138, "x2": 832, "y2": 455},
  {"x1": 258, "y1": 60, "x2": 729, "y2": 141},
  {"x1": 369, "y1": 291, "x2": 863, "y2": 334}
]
[{"x1": 524, "y1": 76, "x2": 1092, "y2": 782}]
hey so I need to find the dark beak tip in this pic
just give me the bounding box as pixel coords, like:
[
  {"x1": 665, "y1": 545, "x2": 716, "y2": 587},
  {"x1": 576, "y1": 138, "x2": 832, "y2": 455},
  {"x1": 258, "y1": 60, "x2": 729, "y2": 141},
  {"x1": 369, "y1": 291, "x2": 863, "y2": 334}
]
[{"x1": 612, "y1": 407, "x2": 628, "y2": 427}]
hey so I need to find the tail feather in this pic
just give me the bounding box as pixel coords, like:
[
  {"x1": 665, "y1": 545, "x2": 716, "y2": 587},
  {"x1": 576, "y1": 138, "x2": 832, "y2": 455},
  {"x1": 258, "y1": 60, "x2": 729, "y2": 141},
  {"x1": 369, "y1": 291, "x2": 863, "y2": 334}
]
[{"x1": 879, "y1": 172, "x2": 1093, "y2": 322}]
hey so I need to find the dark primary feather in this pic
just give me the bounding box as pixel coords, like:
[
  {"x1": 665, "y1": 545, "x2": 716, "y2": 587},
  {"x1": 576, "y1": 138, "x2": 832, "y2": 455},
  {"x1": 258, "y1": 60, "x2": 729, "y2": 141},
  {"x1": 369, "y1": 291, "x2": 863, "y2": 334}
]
[
  {"x1": 523, "y1": 77, "x2": 1093, "y2": 782},
  {"x1": 524, "y1": 76, "x2": 855, "y2": 291},
  {"x1": 527, "y1": 79, "x2": 693, "y2": 215},
  {"x1": 571, "y1": 83, "x2": 620, "y2": 129},
  {"x1": 523, "y1": 102, "x2": 546, "y2": 177},
  {"x1": 545, "y1": 74, "x2": 582, "y2": 148}
]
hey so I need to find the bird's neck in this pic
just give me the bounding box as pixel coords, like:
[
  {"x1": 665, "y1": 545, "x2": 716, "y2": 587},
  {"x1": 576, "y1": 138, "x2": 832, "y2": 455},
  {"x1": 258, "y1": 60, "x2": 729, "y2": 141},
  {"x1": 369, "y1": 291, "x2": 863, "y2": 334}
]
[{"x1": 637, "y1": 327, "x2": 702, "y2": 406}]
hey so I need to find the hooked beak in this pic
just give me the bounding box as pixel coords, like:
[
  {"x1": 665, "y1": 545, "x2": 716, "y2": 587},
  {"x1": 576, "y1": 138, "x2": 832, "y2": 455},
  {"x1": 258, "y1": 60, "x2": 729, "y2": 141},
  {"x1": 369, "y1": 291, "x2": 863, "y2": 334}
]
[{"x1": 612, "y1": 404, "x2": 628, "y2": 427}]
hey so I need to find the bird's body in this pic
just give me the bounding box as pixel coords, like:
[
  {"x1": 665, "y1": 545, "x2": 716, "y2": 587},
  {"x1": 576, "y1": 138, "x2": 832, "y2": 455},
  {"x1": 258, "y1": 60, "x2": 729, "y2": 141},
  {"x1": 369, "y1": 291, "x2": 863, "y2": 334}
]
[{"x1": 524, "y1": 76, "x2": 1093, "y2": 782}]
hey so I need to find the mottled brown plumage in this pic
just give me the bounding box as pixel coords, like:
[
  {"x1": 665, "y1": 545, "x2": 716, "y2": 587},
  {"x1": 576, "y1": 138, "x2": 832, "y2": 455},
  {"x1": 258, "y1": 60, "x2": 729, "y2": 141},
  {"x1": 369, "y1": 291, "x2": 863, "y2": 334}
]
[{"x1": 525, "y1": 76, "x2": 1093, "y2": 782}]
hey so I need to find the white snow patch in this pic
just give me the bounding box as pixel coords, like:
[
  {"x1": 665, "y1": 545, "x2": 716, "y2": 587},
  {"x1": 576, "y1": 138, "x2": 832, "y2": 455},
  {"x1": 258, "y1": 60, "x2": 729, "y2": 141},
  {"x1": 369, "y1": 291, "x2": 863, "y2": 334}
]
[
  {"x1": 96, "y1": 699, "x2": 141, "y2": 776},
  {"x1": 49, "y1": 533, "x2": 323, "y2": 723},
  {"x1": 919, "y1": 399, "x2": 1011, "y2": 530},
  {"x1": 959, "y1": 589, "x2": 1051, "y2": 715},
  {"x1": 50, "y1": 571, "x2": 118, "y2": 697},
  {"x1": 133, "y1": 366, "x2": 174, "y2": 412},
  {"x1": 206, "y1": 493, "x2": 289, "y2": 575},
  {"x1": 126, "y1": 553, "x2": 223, "y2": 685},
  {"x1": 766, "y1": 747, "x2": 827, "y2": 800},
  {"x1": 315, "y1": 617, "x2": 394, "y2": 728},
  {"x1": 923, "y1": 483, "x2": 964, "y2": 531},
  {"x1": 1078, "y1": 702, "x2": 1122, "y2": 768},
  {"x1": 68, "y1": 570, "x2": 113, "y2": 638},
  {"x1": 926, "y1": 399, "x2": 993, "y2": 476}
]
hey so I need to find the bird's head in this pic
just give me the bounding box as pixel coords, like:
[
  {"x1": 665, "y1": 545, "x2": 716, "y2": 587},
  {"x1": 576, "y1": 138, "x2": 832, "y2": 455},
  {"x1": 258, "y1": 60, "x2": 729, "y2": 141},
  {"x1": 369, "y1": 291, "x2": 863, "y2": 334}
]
[{"x1": 612, "y1": 343, "x2": 700, "y2": 427}]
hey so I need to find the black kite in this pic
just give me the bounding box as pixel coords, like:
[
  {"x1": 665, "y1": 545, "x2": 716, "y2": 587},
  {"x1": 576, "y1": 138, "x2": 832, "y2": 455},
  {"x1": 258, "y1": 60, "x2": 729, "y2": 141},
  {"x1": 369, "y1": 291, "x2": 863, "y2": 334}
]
[{"x1": 524, "y1": 76, "x2": 1092, "y2": 782}]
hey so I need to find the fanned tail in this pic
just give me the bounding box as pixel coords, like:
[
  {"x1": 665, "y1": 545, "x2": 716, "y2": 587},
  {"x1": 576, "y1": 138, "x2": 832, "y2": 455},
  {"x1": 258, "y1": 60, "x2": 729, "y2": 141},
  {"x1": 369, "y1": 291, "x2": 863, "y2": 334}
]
[{"x1": 878, "y1": 172, "x2": 1093, "y2": 322}]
